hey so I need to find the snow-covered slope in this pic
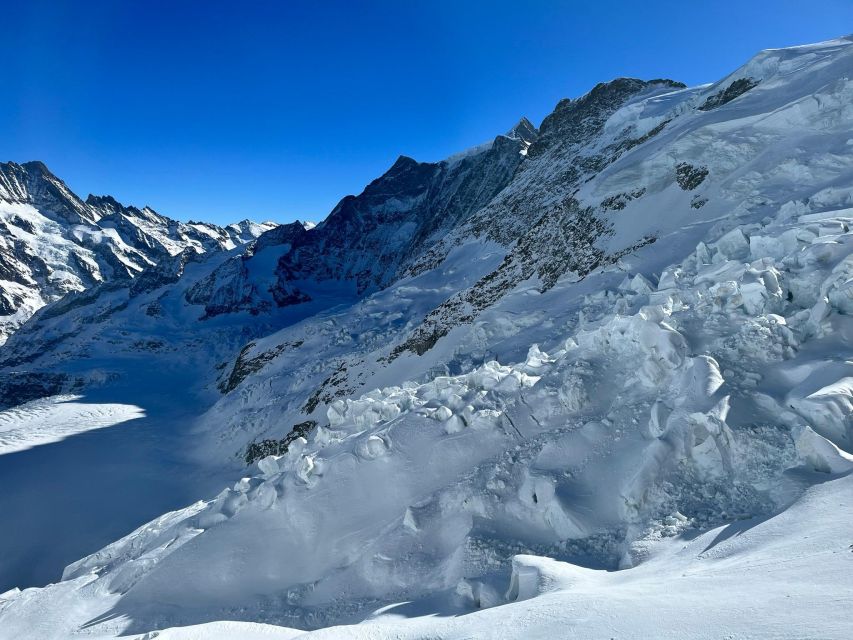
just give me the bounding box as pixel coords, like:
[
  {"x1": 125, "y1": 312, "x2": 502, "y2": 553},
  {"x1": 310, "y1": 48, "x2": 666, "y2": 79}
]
[
  {"x1": 0, "y1": 161, "x2": 276, "y2": 342},
  {"x1": 2, "y1": 35, "x2": 853, "y2": 639},
  {"x1": 10, "y1": 471, "x2": 850, "y2": 640}
]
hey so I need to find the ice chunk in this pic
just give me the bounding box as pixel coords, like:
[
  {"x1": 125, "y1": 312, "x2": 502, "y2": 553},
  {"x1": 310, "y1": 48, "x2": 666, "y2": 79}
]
[
  {"x1": 644, "y1": 399, "x2": 671, "y2": 439},
  {"x1": 357, "y1": 435, "x2": 389, "y2": 459},
  {"x1": 295, "y1": 455, "x2": 321, "y2": 484},
  {"x1": 558, "y1": 373, "x2": 588, "y2": 412},
  {"x1": 443, "y1": 414, "x2": 466, "y2": 434},
  {"x1": 327, "y1": 399, "x2": 348, "y2": 426},
  {"x1": 793, "y1": 425, "x2": 853, "y2": 473},
  {"x1": 403, "y1": 498, "x2": 442, "y2": 533},
  {"x1": 788, "y1": 369, "x2": 853, "y2": 448},
  {"x1": 257, "y1": 455, "x2": 281, "y2": 477},
  {"x1": 523, "y1": 344, "x2": 555, "y2": 372},
  {"x1": 713, "y1": 228, "x2": 750, "y2": 260},
  {"x1": 680, "y1": 356, "x2": 725, "y2": 406},
  {"x1": 618, "y1": 273, "x2": 654, "y2": 294},
  {"x1": 433, "y1": 405, "x2": 453, "y2": 421},
  {"x1": 828, "y1": 277, "x2": 853, "y2": 314},
  {"x1": 505, "y1": 555, "x2": 589, "y2": 602},
  {"x1": 455, "y1": 578, "x2": 502, "y2": 609}
]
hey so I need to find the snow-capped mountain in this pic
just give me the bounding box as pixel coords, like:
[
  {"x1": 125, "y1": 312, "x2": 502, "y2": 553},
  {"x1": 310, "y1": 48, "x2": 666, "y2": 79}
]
[
  {"x1": 0, "y1": 160, "x2": 276, "y2": 343},
  {"x1": 2, "y1": 35, "x2": 853, "y2": 640}
]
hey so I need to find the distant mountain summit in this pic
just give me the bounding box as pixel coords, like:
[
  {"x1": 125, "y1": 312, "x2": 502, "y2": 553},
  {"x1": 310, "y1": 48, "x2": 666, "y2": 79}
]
[{"x1": 0, "y1": 160, "x2": 276, "y2": 342}]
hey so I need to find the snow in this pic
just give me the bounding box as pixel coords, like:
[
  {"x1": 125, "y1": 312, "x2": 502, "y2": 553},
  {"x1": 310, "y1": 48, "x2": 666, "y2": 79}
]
[
  {"x1": 3, "y1": 474, "x2": 852, "y2": 639},
  {"x1": 2, "y1": 34, "x2": 853, "y2": 640},
  {"x1": 134, "y1": 621, "x2": 304, "y2": 639},
  {"x1": 0, "y1": 395, "x2": 144, "y2": 455},
  {"x1": 443, "y1": 139, "x2": 495, "y2": 167},
  {"x1": 293, "y1": 473, "x2": 853, "y2": 640},
  {"x1": 6, "y1": 191, "x2": 853, "y2": 635},
  {"x1": 0, "y1": 366, "x2": 237, "y2": 595}
]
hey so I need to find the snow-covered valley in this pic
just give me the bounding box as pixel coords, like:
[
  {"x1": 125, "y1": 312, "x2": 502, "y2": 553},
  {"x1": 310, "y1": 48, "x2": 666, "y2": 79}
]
[
  {"x1": 2, "y1": 34, "x2": 853, "y2": 639},
  {"x1": 0, "y1": 364, "x2": 239, "y2": 595}
]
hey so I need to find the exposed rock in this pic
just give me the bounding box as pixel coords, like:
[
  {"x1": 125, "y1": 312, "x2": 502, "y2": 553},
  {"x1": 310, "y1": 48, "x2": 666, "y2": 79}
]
[
  {"x1": 699, "y1": 77, "x2": 759, "y2": 111},
  {"x1": 244, "y1": 420, "x2": 317, "y2": 464},
  {"x1": 0, "y1": 372, "x2": 79, "y2": 409},
  {"x1": 601, "y1": 188, "x2": 646, "y2": 211},
  {"x1": 676, "y1": 163, "x2": 709, "y2": 190},
  {"x1": 221, "y1": 340, "x2": 304, "y2": 393}
]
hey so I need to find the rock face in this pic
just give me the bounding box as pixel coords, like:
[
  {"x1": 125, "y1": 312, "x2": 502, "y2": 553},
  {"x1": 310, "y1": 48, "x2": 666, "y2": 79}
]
[
  {"x1": 272, "y1": 120, "x2": 538, "y2": 295},
  {"x1": 698, "y1": 77, "x2": 759, "y2": 111},
  {"x1": 468, "y1": 78, "x2": 684, "y2": 244},
  {"x1": 177, "y1": 121, "x2": 538, "y2": 318},
  {"x1": 0, "y1": 161, "x2": 276, "y2": 342}
]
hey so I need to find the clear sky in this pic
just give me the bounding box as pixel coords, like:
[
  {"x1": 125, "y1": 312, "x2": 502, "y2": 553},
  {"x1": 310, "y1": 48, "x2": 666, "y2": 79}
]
[{"x1": 2, "y1": 1, "x2": 851, "y2": 225}]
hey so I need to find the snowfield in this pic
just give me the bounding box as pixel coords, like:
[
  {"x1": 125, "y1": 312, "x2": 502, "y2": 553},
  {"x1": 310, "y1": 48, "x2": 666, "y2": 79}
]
[
  {"x1": 2, "y1": 35, "x2": 853, "y2": 640},
  {"x1": 0, "y1": 395, "x2": 144, "y2": 455}
]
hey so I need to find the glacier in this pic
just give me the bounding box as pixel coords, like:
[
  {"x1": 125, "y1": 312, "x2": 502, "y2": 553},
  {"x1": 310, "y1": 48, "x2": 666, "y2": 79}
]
[{"x1": 1, "y1": 35, "x2": 853, "y2": 639}]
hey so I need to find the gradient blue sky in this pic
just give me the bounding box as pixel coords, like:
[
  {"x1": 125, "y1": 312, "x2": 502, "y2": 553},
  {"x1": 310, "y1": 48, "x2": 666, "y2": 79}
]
[{"x1": 2, "y1": 1, "x2": 851, "y2": 224}]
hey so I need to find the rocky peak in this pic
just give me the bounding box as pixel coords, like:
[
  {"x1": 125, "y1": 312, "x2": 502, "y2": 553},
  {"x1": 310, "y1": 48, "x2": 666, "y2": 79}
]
[
  {"x1": 0, "y1": 160, "x2": 96, "y2": 225},
  {"x1": 251, "y1": 220, "x2": 309, "y2": 253},
  {"x1": 290, "y1": 135, "x2": 528, "y2": 290},
  {"x1": 85, "y1": 194, "x2": 123, "y2": 213},
  {"x1": 226, "y1": 219, "x2": 281, "y2": 245},
  {"x1": 505, "y1": 116, "x2": 538, "y2": 144},
  {"x1": 530, "y1": 77, "x2": 682, "y2": 157}
]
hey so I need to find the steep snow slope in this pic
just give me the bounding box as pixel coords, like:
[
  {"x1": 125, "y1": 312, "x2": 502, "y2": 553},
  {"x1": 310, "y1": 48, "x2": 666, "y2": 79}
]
[
  {"x1": 0, "y1": 161, "x2": 276, "y2": 342},
  {"x1": 2, "y1": 35, "x2": 853, "y2": 639}
]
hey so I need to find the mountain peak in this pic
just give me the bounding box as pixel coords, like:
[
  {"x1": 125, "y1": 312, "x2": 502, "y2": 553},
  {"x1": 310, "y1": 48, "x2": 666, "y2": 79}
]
[
  {"x1": 505, "y1": 117, "x2": 538, "y2": 143},
  {"x1": 0, "y1": 159, "x2": 96, "y2": 225},
  {"x1": 0, "y1": 162, "x2": 278, "y2": 341},
  {"x1": 85, "y1": 194, "x2": 124, "y2": 210},
  {"x1": 390, "y1": 154, "x2": 418, "y2": 170},
  {"x1": 20, "y1": 160, "x2": 53, "y2": 176},
  {"x1": 529, "y1": 77, "x2": 685, "y2": 160}
]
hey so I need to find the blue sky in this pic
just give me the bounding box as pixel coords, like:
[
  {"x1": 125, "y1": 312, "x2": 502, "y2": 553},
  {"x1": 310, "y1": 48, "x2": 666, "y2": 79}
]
[{"x1": 2, "y1": 1, "x2": 851, "y2": 225}]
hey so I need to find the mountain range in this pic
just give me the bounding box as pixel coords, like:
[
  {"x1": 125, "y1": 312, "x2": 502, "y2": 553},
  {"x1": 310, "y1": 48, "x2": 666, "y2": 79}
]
[
  {"x1": 1, "y1": 35, "x2": 853, "y2": 640},
  {"x1": 0, "y1": 160, "x2": 276, "y2": 343}
]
